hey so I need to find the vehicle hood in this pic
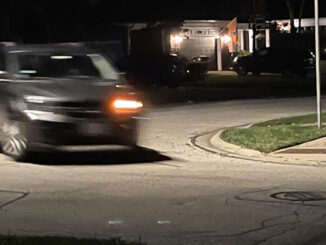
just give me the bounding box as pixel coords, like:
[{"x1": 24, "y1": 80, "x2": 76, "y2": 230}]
[
  {"x1": 234, "y1": 55, "x2": 253, "y2": 65},
  {"x1": 237, "y1": 55, "x2": 252, "y2": 61},
  {"x1": 8, "y1": 78, "x2": 119, "y2": 102}
]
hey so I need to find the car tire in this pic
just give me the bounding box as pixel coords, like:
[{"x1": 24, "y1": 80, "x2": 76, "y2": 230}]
[
  {"x1": 296, "y1": 70, "x2": 308, "y2": 78},
  {"x1": 0, "y1": 112, "x2": 30, "y2": 161},
  {"x1": 252, "y1": 69, "x2": 261, "y2": 76},
  {"x1": 153, "y1": 81, "x2": 164, "y2": 88},
  {"x1": 282, "y1": 68, "x2": 294, "y2": 78},
  {"x1": 125, "y1": 129, "x2": 137, "y2": 147},
  {"x1": 167, "y1": 80, "x2": 181, "y2": 88},
  {"x1": 122, "y1": 120, "x2": 138, "y2": 147},
  {"x1": 236, "y1": 66, "x2": 248, "y2": 76}
]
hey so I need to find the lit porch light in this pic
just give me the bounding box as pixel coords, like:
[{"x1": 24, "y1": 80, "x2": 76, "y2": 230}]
[
  {"x1": 221, "y1": 35, "x2": 231, "y2": 43},
  {"x1": 172, "y1": 35, "x2": 184, "y2": 44}
]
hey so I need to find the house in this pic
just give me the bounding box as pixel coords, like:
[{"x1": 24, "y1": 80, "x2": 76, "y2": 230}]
[
  {"x1": 129, "y1": 18, "x2": 326, "y2": 71},
  {"x1": 171, "y1": 20, "x2": 271, "y2": 70},
  {"x1": 274, "y1": 18, "x2": 326, "y2": 58},
  {"x1": 130, "y1": 20, "x2": 271, "y2": 71}
]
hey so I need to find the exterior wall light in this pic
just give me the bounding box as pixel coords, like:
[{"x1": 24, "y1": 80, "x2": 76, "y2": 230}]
[
  {"x1": 221, "y1": 35, "x2": 231, "y2": 43},
  {"x1": 172, "y1": 35, "x2": 184, "y2": 44}
]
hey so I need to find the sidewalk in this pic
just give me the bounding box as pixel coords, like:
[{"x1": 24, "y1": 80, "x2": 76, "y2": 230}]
[
  {"x1": 193, "y1": 127, "x2": 326, "y2": 166},
  {"x1": 207, "y1": 71, "x2": 238, "y2": 76},
  {"x1": 207, "y1": 70, "x2": 284, "y2": 77}
]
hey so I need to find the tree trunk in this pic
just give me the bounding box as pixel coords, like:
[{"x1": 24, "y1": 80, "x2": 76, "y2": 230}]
[
  {"x1": 285, "y1": 0, "x2": 296, "y2": 34},
  {"x1": 298, "y1": 0, "x2": 306, "y2": 34}
]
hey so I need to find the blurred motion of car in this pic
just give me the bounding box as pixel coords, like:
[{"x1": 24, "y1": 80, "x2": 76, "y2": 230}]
[
  {"x1": 116, "y1": 54, "x2": 187, "y2": 88},
  {"x1": 0, "y1": 42, "x2": 143, "y2": 161},
  {"x1": 232, "y1": 48, "x2": 315, "y2": 77}
]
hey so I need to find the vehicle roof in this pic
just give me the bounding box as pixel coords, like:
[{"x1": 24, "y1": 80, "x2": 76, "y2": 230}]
[{"x1": 0, "y1": 42, "x2": 94, "y2": 54}]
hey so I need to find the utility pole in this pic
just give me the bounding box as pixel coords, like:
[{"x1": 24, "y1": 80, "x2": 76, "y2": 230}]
[
  {"x1": 315, "y1": 0, "x2": 322, "y2": 128},
  {"x1": 216, "y1": 36, "x2": 222, "y2": 71},
  {"x1": 252, "y1": 0, "x2": 256, "y2": 53}
]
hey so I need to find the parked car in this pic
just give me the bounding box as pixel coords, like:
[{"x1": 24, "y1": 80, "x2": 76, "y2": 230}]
[
  {"x1": 0, "y1": 42, "x2": 143, "y2": 161},
  {"x1": 232, "y1": 48, "x2": 315, "y2": 77},
  {"x1": 187, "y1": 56, "x2": 209, "y2": 82},
  {"x1": 116, "y1": 54, "x2": 188, "y2": 88}
]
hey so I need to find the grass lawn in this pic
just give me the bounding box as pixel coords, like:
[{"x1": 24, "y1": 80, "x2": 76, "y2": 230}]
[
  {"x1": 220, "y1": 114, "x2": 326, "y2": 153},
  {"x1": 0, "y1": 236, "x2": 146, "y2": 245},
  {"x1": 142, "y1": 73, "x2": 322, "y2": 106},
  {"x1": 255, "y1": 113, "x2": 326, "y2": 127},
  {"x1": 198, "y1": 74, "x2": 307, "y2": 88}
]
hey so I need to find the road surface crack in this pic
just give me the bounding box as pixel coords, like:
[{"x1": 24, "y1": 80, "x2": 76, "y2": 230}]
[{"x1": 0, "y1": 189, "x2": 30, "y2": 212}]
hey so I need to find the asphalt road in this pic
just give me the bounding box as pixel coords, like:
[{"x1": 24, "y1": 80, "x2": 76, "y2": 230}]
[{"x1": 1, "y1": 97, "x2": 326, "y2": 245}]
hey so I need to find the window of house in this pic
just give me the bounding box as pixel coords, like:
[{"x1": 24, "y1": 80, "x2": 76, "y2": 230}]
[{"x1": 209, "y1": 30, "x2": 217, "y2": 36}]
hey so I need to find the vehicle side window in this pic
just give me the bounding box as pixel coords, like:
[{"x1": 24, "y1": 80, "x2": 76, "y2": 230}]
[{"x1": 0, "y1": 50, "x2": 6, "y2": 72}]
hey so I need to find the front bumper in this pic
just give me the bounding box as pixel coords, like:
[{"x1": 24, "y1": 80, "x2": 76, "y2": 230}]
[{"x1": 25, "y1": 117, "x2": 137, "y2": 150}]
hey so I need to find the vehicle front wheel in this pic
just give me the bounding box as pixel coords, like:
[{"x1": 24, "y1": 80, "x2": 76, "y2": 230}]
[
  {"x1": 166, "y1": 79, "x2": 182, "y2": 88},
  {"x1": 252, "y1": 69, "x2": 261, "y2": 76},
  {"x1": 0, "y1": 114, "x2": 30, "y2": 161},
  {"x1": 236, "y1": 66, "x2": 248, "y2": 76},
  {"x1": 282, "y1": 68, "x2": 294, "y2": 78},
  {"x1": 296, "y1": 70, "x2": 308, "y2": 78}
]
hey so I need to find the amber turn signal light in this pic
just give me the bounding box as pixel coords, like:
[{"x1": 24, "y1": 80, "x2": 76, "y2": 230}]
[{"x1": 110, "y1": 98, "x2": 143, "y2": 114}]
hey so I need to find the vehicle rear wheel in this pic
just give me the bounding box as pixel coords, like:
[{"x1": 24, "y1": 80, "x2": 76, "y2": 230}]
[
  {"x1": 236, "y1": 66, "x2": 248, "y2": 76},
  {"x1": 0, "y1": 114, "x2": 30, "y2": 161}
]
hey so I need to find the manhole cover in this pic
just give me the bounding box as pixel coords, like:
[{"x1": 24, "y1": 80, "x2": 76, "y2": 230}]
[{"x1": 271, "y1": 191, "x2": 326, "y2": 202}]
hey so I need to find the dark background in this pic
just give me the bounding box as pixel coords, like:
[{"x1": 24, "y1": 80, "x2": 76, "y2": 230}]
[{"x1": 0, "y1": 0, "x2": 325, "y2": 43}]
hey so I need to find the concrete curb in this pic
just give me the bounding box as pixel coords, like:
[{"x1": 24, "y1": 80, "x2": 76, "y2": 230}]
[{"x1": 192, "y1": 127, "x2": 326, "y2": 167}]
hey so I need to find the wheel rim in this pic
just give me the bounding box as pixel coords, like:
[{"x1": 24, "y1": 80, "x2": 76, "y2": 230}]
[
  {"x1": 237, "y1": 66, "x2": 247, "y2": 75},
  {"x1": 0, "y1": 120, "x2": 27, "y2": 157}
]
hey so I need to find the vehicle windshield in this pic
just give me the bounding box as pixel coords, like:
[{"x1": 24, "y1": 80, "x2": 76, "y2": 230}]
[{"x1": 15, "y1": 53, "x2": 119, "y2": 80}]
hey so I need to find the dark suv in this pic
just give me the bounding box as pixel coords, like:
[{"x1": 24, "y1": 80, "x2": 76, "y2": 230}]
[
  {"x1": 0, "y1": 43, "x2": 143, "y2": 161},
  {"x1": 232, "y1": 48, "x2": 315, "y2": 77},
  {"x1": 116, "y1": 54, "x2": 187, "y2": 88}
]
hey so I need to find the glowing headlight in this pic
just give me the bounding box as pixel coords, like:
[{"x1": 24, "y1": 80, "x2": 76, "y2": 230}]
[
  {"x1": 110, "y1": 98, "x2": 143, "y2": 115},
  {"x1": 24, "y1": 96, "x2": 45, "y2": 104},
  {"x1": 23, "y1": 110, "x2": 53, "y2": 120},
  {"x1": 113, "y1": 99, "x2": 143, "y2": 109}
]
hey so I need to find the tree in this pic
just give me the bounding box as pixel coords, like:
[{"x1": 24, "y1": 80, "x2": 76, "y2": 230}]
[
  {"x1": 298, "y1": 0, "x2": 306, "y2": 34},
  {"x1": 285, "y1": 0, "x2": 295, "y2": 34},
  {"x1": 285, "y1": 0, "x2": 307, "y2": 34}
]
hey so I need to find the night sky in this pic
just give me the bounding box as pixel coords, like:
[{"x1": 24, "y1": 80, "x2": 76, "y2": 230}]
[
  {"x1": 0, "y1": 0, "x2": 325, "y2": 43},
  {"x1": 79, "y1": 0, "x2": 325, "y2": 22},
  {"x1": 81, "y1": 0, "x2": 326, "y2": 21},
  {"x1": 1, "y1": 0, "x2": 325, "y2": 23}
]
